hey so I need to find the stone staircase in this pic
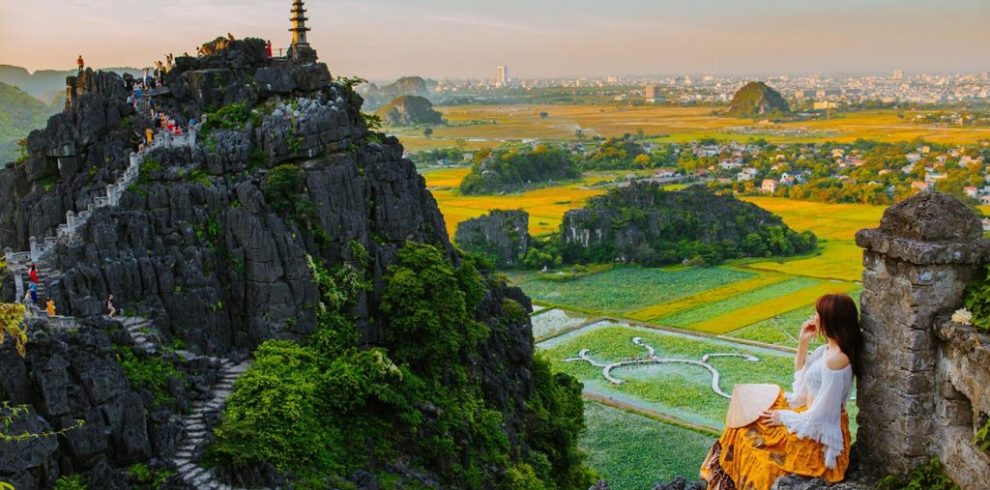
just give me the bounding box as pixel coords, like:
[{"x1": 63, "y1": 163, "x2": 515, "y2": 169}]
[
  {"x1": 1, "y1": 113, "x2": 255, "y2": 488},
  {"x1": 173, "y1": 359, "x2": 255, "y2": 490}
]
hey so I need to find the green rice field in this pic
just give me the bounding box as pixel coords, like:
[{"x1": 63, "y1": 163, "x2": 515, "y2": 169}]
[
  {"x1": 581, "y1": 402, "x2": 715, "y2": 489},
  {"x1": 514, "y1": 266, "x2": 755, "y2": 316}
]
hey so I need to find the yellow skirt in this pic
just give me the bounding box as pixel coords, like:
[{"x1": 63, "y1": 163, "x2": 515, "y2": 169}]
[{"x1": 699, "y1": 392, "x2": 851, "y2": 490}]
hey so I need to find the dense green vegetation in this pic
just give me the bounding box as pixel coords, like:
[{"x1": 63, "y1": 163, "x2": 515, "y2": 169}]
[
  {"x1": 113, "y1": 346, "x2": 187, "y2": 408},
  {"x1": 559, "y1": 185, "x2": 816, "y2": 266},
  {"x1": 125, "y1": 463, "x2": 175, "y2": 490},
  {"x1": 460, "y1": 145, "x2": 582, "y2": 195},
  {"x1": 579, "y1": 135, "x2": 648, "y2": 170},
  {"x1": 0, "y1": 82, "x2": 52, "y2": 164},
  {"x1": 210, "y1": 243, "x2": 593, "y2": 489},
  {"x1": 53, "y1": 475, "x2": 87, "y2": 490},
  {"x1": 411, "y1": 147, "x2": 467, "y2": 167},
  {"x1": 580, "y1": 402, "x2": 714, "y2": 489},
  {"x1": 201, "y1": 102, "x2": 251, "y2": 133}
]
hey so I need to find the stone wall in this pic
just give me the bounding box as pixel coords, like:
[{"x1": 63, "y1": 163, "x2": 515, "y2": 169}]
[{"x1": 855, "y1": 191, "x2": 990, "y2": 489}]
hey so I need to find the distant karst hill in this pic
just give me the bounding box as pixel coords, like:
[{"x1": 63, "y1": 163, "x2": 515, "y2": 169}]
[
  {"x1": 0, "y1": 64, "x2": 141, "y2": 103},
  {"x1": 377, "y1": 95, "x2": 444, "y2": 126},
  {"x1": 360, "y1": 75, "x2": 435, "y2": 110},
  {"x1": 0, "y1": 82, "x2": 53, "y2": 164},
  {"x1": 727, "y1": 81, "x2": 791, "y2": 117}
]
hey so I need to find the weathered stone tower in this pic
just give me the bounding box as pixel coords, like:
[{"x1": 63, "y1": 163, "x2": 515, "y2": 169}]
[
  {"x1": 855, "y1": 191, "x2": 990, "y2": 489},
  {"x1": 288, "y1": 0, "x2": 317, "y2": 62}
]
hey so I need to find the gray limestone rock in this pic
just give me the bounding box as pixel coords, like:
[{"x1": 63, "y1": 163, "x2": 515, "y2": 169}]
[{"x1": 455, "y1": 210, "x2": 530, "y2": 267}]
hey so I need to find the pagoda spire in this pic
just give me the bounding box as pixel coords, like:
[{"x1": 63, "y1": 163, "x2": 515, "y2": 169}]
[{"x1": 290, "y1": 0, "x2": 310, "y2": 48}]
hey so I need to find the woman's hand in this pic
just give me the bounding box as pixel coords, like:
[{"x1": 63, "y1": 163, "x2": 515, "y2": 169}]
[
  {"x1": 759, "y1": 410, "x2": 782, "y2": 427},
  {"x1": 799, "y1": 314, "x2": 819, "y2": 344}
]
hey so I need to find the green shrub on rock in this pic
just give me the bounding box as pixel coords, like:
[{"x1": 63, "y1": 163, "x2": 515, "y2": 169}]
[
  {"x1": 875, "y1": 456, "x2": 959, "y2": 490},
  {"x1": 53, "y1": 475, "x2": 87, "y2": 490},
  {"x1": 209, "y1": 243, "x2": 593, "y2": 489},
  {"x1": 963, "y1": 265, "x2": 990, "y2": 331}
]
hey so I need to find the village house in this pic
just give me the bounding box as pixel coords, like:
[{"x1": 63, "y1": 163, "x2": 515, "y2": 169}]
[
  {"x1": 761, "y1": 179, "x2": 779, "y2": 193},
  {"x1": 924, "y1": 172, "x2": 948, "y2": 186},
  {"x1": 964, "y1": 186, "x2": 979, "y2": 198},
  {"x1": 719, "y1": 158, "x2": 743, "y2": 170},
  {"x1": 911, "y1": 181, "x2": 930, "y2": 192}
]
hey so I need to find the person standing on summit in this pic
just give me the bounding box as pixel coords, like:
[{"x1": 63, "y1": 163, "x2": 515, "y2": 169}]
[
  {"x1": 266, "y1": 40, "x2": 273, "y2": 58},
  {"x1": 76, "y1": 55, "x2": 84, "y2": 71}
]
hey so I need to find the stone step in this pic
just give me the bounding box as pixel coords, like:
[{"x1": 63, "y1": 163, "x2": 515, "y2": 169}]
[
  {"x1": 192, "y1": 471, "x2": 215, "y2": 485},
  {"x1": 182, "y1": 467, "x2": 206, "y2": 480}
]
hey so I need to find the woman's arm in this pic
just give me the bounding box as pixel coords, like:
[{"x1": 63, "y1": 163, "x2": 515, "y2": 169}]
[
  {"x1": 795, "y1": 315, "x2": 819, "y2": 371},
  {"x1": 772, "y1": 363, "x2": 853, "y2": 469}
]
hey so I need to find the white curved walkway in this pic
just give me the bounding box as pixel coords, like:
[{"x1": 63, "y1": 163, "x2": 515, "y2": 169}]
[{"x1": 564, "y1": 336, "x2": 761, "y2": 399}]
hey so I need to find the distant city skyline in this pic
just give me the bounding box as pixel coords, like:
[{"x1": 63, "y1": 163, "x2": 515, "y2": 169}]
[{"x1": 1, "y1": 0, "x2": 988, "y2": 80}]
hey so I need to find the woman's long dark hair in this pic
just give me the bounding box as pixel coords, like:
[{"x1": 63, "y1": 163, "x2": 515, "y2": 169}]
[{"x1": 816, "y1": 293, "x2": 864, "y2": 377}]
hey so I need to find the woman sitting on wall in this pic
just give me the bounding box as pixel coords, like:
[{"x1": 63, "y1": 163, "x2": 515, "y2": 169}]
[{"x1": 700, "y1": 293, "x2": 863, "y2": 490}]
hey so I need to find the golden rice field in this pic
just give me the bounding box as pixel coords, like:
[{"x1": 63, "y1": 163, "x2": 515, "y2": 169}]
[
  {"x1": 422, "y1": 168, "x2": 623, "y2": 236},
  {"x1": 389, "y1": 105, "x2": 990, "y2": 152},
  {"x1": 624, "y1": 271, "x2": 790, "y2": 322},
  {"x1": 735, "y1": 196, "x2": 885, "y2": 282},
  {"x1": 421, "y1": 160, "x2": 884, "y2": 345},
  {"x1": 682, "y1": 279, "x2": 859, "y2": 334},
  {"x1": 738, "y1": 197, "x2": 886, "y2": 241}
]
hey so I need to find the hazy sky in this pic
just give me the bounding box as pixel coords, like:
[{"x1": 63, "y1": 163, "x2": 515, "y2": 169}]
[{"x1": 2, "y1": 0, "x2": 988, "y2": 80}]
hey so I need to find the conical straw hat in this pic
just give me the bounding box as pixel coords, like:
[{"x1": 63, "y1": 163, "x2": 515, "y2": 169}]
[{"x1": 726, "y1": 384, "x2": 780, "y2": 428}]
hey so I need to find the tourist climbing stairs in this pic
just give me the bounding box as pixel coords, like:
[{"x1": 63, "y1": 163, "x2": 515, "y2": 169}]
[{"x1": 1, "y1": 130, "x2": 253, "y2": 488}]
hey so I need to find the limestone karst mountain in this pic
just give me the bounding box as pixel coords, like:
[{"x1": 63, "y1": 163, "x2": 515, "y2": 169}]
[
  {"x1": 359, "y1": 75, "x2": 434, "y2": 110},
  {"x1": 726, "y1": 81, "x2": 791, "y2": 117},
  {"x1": 376, "y1": 94, "x2": 444, "y2": 126},
  {"x1": 0, "y1": 37, "x2": 590, "y2": 489},
  {"x1": 560, "y1": 184, "x2": 816, "y2": 265}
]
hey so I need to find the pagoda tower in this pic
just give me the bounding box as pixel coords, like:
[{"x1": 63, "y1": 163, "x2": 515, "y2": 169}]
[
  {"x1": 287, "y1": 0, "x2": 317, "y2": 62},
  {"x1": 289, "y1": 0, "x2": 310, "y2": 48}
]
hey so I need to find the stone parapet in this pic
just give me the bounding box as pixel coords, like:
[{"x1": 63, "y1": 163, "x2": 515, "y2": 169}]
[{"x1": 855, "y1": 191, "x2": 990, "y2": 489}]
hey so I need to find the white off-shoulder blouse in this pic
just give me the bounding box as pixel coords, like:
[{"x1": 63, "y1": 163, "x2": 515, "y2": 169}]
[{"x1": 778, "y1": 344, "x2": 853, "y2": 469}]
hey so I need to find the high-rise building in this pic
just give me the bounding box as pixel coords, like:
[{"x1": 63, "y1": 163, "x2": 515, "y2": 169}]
[
  {"x1": 495, "y1": 65, "x2": 509, "y2": 87},
  {"x1": 644, "y1": 85, "x2": 661, "y2": 103},
  {"x1": 892, "y1": 69, "x2": 904, "y2": 80}
]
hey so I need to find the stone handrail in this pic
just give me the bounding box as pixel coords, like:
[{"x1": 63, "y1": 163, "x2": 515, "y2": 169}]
[{"x1": 3, "y1": 123, "x2": 200, "y2": 302}]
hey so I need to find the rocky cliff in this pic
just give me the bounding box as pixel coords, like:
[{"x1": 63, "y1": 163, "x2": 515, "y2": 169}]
[
  {"x1": 0, "y1": 38, "x2": 571, "y2": 489},
  {"x1": 455, "y1": 210, "x2": 530, "y2": 268}
]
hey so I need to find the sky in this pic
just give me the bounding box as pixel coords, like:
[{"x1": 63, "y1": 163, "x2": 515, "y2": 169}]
[{"x1": 1, "y1": 0, "x2": 988, "y2": 80}]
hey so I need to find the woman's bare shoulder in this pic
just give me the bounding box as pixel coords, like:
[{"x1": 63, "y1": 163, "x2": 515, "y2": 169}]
[{"x1": 825, "y1": 348, "x2": 851, "y2": 370}]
